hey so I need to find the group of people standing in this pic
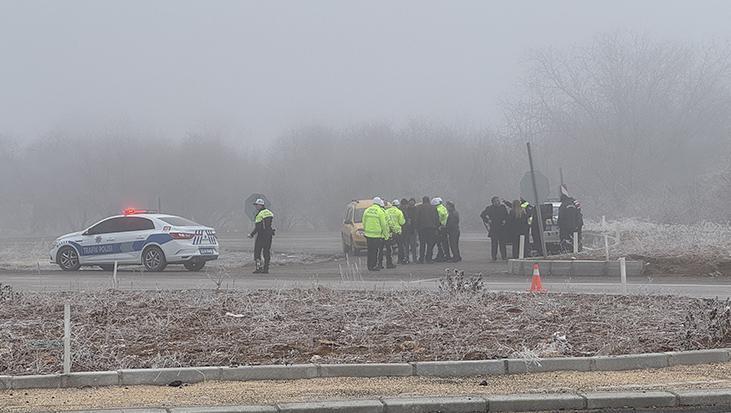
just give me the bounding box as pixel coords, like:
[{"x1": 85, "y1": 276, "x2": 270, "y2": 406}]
[
  {"x1": 480, "y1": 192, "x2": 583, "y2": 261},
  {"x1": 362, "y1": 196, "x2": 461, "y2": 272},
  {"x1": 480, "y1": 197, "x2": 533, "y2": 261}
]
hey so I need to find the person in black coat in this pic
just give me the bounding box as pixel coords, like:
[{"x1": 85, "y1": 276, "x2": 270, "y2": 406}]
[
  {"x1": 558, "y1": 194, "x2": 579, "y2": 252},
  {"x1": 507, "y1": 200, "x2": 530, "y2": 258},
  {"x1": 415, "y1": 196, "x2": 439, "y2": 263},
  {"x1": 445, "y1": 201, "x2": 461, "y2": 262},
  {"x1": 480, "y1": 196, "x2": 508, "y2": 261}
]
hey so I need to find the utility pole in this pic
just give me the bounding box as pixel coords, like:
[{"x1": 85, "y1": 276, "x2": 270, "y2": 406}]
[
  {"x1": 559, "y1": 167, "x2": 565, "y2": 197},
  {"x1": 527, "y1": 142, "x2": 547, "y2": 258}
]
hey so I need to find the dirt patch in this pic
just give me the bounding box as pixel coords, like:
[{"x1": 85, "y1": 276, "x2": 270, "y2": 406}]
[{"x1": 1, "y1": 289, "x2": 730, "y2": 375}]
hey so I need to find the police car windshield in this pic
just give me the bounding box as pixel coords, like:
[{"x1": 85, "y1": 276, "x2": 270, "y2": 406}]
[
  {"x1": 354, "y1": 208, "x2": 365, "y2": 223},
  {"x1": 159, "y1": 216, "x2": 200, "y2": 227}
]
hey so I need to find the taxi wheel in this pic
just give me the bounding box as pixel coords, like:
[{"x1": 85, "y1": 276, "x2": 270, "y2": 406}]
[
  {"x1": 57, "y1": 246, "x2": 81, "y2": 271},
  {"x1": 142, "y1": 246, "x2": 167, "y2": 272},
  {"x1": 184, "y1": 261, "x2": 205, "y2": 272}
]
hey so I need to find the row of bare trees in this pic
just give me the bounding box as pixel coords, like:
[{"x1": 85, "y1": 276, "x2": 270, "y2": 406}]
[{"x1": 1, "y1": 34, "x2": 729, "y2": 236}]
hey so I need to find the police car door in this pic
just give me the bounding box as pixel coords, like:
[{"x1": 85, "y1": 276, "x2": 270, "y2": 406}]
[
  {"x1": 120, "y1": 216, "x2": 156, "y2": 263},
  {"x1": 80, "y1": 217, "x2": 127, "y2": 263}
]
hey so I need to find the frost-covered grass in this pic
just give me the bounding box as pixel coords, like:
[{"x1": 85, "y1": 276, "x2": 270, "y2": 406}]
[
  {"x1": 0, "y1": 239, "x2": 55, "y2": 271},
  {"x1": 585, "y1": 218, "x2": 731, "y2": 261}
]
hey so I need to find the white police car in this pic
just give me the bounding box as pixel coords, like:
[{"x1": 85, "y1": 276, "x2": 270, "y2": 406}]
[{"x1": 49, "y1": 209, "x2": 219, "y2": 272}]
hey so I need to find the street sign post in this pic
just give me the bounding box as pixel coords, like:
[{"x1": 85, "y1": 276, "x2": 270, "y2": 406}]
[
  {"x1": 520, "y1": 170, "x2": 550, "y2": 205},
  {"x1": 526, "y1": 143, "x2": 547, "y2": 258}
]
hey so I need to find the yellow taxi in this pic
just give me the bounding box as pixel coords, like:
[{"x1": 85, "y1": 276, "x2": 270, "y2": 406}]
[{"x1": 341, "y1": 199, "x2": 374, "y2": 255}]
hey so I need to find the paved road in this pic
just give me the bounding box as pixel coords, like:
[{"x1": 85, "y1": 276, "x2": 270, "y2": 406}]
[{"x1": 1, "y1": 232, "x2": 730, "y2": 298}]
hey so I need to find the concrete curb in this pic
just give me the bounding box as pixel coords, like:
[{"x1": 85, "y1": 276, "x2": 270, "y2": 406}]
[
  {"x1": 63, "y1": 389, "x2": 731, "y2": 413},
  {"x1": 3, "y1": 348, "x2": 729, "y2": 390},
  {"x1": 507, "y1": 258, "x2": 644, "y2": 277}
]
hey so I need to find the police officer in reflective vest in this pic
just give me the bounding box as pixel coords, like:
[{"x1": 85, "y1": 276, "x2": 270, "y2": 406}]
[
  {"x1": 363, "y1": 197, "x2": 389, "y2": 271},
  {"x1": 248, "y1": 198, "x2": 274, "y2": 274}
]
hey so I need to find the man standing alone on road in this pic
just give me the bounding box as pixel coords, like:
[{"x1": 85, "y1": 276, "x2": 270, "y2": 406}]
[
  {"x1": 481, "y1": 196, "x2": 508, "y2": 261},
  {"x1": 363, "y1": 197, "x2": 389, "y2": 271},
  {"x1": 248, "y1": 199, "x2": 274, "y2": 274}
]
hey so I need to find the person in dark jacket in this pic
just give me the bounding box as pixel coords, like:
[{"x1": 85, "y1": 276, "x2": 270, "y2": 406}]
[
  {"x1": 507, "y1": 199, "x2": 530, "y2": 258},
  {"x1": 574, "y1": 199, "x2": 584, "y2": 252},
  {"x1": 558, "y1": 194, "x2": 578, "y2": 252},
  {"x1": 445, "y1": 201, "x2": 461, "y2": 262},
  {"x1": 400, "y1": 198, "x2": 418, "y2": 264},
  {"x1": 248, "y1": 198, "x2": 274, "y2": 274},
  {"x1": 415, "y1": 196, "x2": 439, "y2": 263},
  {"x1": 480, "y1": 196, "x2": 508, "y2": 261}
]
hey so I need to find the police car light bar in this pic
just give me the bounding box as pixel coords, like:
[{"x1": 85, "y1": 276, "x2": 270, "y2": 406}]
[{"x1": 123, "y1": 208, "x2": 158, "y2": 215}]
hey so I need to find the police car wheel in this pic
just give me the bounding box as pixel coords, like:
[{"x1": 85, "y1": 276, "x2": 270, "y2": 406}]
[
  {"x1": 58, "y1": 246, "x2": 81, "y2": 271},
  {"x1": 142, "y1": 246, "x2": 167, "y2": 272},
  {"x1": 183, "y1": 261, "x2": 205, "y2": 272}
]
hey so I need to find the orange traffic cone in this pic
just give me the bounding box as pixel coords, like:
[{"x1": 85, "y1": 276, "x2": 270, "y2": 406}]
[{"x1": 529, "y1": 263, "x2": 547, "y2": 293}]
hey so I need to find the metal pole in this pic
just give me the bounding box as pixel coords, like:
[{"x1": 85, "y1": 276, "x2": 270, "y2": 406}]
[
  {"x1": 527, "y1": 143, "x2": 547, "y2": 257},
  {"x1": 519, "y1": 235, "x2": 525, "y2": 259},
  {"x1": 63, "y1": 303, "x2": 71, "y2": 374},
  {"x1": 619, "y1": 257, "x2": 627, "y2": 294},
  {"x1": 559, "y1": 167, "x2": 565, "y2": 197},
  {"x1": 573, "y1": 232, "x2": 579, "y2": 255},
  {"x1": 158, "y1": 197, "x2": 162, "y2": 213},
  {"x1": 113, "y1": 261, "x2": 118, "y2": 289},
  {"x1": 604, "y1": 234, "x2": 610, "y2": 261}
]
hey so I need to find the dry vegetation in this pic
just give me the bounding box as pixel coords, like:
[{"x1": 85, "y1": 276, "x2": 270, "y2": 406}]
[
  {"x1": 581, "y1": 219, "x2": 731, "y2": 276},
  {"x1": 1, "y1": 286, "x2": 729, "y2": 376}
]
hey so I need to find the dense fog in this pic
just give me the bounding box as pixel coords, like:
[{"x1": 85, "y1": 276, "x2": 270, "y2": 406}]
[{"x1": 1, "y1": 34, "x2": 729, "y2": 236}]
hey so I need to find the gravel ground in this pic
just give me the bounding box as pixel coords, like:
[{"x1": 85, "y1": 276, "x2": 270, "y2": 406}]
[
  {"x1": 1, "y1": 288, "x2": 730, "y2": 375},
  {"x1": 2, "y1": 363, "x2": 731, "y2": 412}
]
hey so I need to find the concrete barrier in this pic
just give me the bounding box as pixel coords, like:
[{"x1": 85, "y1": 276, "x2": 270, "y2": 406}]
[
  {"x1": 62, "y1": 389, "x2": 731, "y2": 413},
  {"x1": 592, "y1": 353, "x2": 669, "y2": 371},
  {"x1": 487, "y1": 393, "x2": 585, "y2": 412},
  {"x1": 582, "y1": 390, "x2": 677, "y2": 409},
  {"x1": 63, "y1": 371, "x2": 120, "y2": 387},
  {"x1": 506, "y1": 357, "x2": 591, "y2": 374},
  {"x1": 413, "y1": 360, "x2": 505, "y2": 377},
  {"x1": 119, "y1": 367, "x2": 221, "y2": 386},
  {"x1": 277, "y1": 399, "x2": 384, "y2": 413},
  {"x1": 319, "y1": 363, "x2": 413, "y2": 378},
  {"x1": 508, "y1": 259, "x2": 644, "y2": 277},
  {"x1": 171, "y1": 407, "x2": 277, "y2": 413},
  {"x1": 65, "y1": 408, "x2": 169, "y2": 413},
  {"x1": 221, "y1": 364, "x2": 318, "y2": 381},
  {"x1": 666, "y1": 349, "x2": 730, "y2": 366},
  {"x1": 11, "y1": 373, "x2": 63, "y2": 389},
  {"x1": 4, "y1": 348, "x2": 730, "y2": 390},
  {"x1": 674, "y1": 388, "x2": 731, "y2": 407},
  {"x1": 381, "y1": 396, "x2": 486, "y2": 413}
]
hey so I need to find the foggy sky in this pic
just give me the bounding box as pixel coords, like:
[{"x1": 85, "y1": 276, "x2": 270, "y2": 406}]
[{"x1": 1, "y1": 0, "x2": 730, "y2": 142}]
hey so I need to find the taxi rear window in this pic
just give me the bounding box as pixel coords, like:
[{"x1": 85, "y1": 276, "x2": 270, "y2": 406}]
[{"x1": 159, "y1": 216, "x2": 199, "y2": 226}]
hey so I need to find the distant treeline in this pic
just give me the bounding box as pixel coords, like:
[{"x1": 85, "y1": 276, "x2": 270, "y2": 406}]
[{"x1": 1, "y1": 34, "x2": 729, "y2": 235}]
